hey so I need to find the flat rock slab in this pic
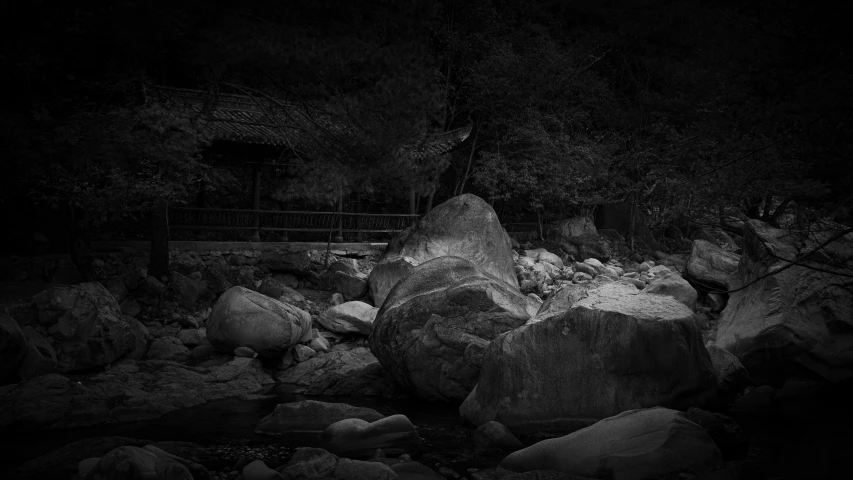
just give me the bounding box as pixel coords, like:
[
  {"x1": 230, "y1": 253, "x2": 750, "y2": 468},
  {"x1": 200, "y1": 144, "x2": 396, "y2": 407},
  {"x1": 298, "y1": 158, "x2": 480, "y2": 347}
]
[
  {"x1": 0, "y1": 357, "x2": 274, "y2": 430},
  {"x1": 276, "y1": 347, "x2": 398, "y2": 397}
]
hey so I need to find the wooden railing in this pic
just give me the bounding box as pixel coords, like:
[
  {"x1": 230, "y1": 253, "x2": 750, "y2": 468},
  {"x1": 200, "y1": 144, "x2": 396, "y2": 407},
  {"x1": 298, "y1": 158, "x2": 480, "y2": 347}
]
[{"x1": 168, "y1": 207, "x2": 419, "y2": 234}]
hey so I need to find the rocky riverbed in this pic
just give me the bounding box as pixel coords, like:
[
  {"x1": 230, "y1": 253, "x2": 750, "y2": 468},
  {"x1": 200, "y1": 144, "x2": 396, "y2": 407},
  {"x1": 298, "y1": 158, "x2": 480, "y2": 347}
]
[{"x1": 2, "y1": 194, "x2": 852, "y2": 479}]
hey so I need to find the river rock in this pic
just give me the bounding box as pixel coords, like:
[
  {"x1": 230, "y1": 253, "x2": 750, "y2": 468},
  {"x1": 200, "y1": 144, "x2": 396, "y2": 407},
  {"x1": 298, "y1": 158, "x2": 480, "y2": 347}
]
[
  {"x1": 499, "y1": 407, "x2": 723, "y2": 480},
  {"x1": 82, "y1": 445, "x2": 193, "y2": 480},
  {"x1": 16, "y1": 325, "x2": 58, "y2": 379},
  {"x1": 472, "y1": 421, "x2": 523, "y2": 452},
  {"x1": 32, "y1": 282, "x2": 137, "y2": 372},
  {"x1": 146, "y1": 337, "x2": 192, "y2": 362},
  {"x1": 368, "y1": 194, "x2": 518, "y2": 308},
  {"x1": 207, "y1": 286, "x2": 312, "y2": 357},
  {"x1": 333, "y1": 271, "x2": 369, "y2": 301},
  {"x1": 16, "y1": 437, "x2": 151, "y2": 479},
  {"x1": 176, "y1": 328, "x2": 206, "y2": 347},
  {"x1": 280, "y1": 448, "x2": 339, "y2": 479},
  {"x1": 317, "y1": 302, "x2": 379, "y2": 335},
  {"x1": 714, "y1": 220, "x2": 853, "y2": 383},
  {"x1": 256, "y1": 400, "x2": 385, "y2": 436},
  {"x1": 277, "y1": 347, "x2": 397, "y2": 397},
  {"x1": 644, "y1": 265, "x2": 698, "y2": 309},
  {"x1": 243, "y1": 460, "x2": 283, "y2": 480},
  {"x1": 1, "y1": 313, "x2": 27, "y2": 380},
  {"x1": 370, "y1": 256, "x2": 540, "y2": 402},
  {"x1": 322, "y1": 414, "x2": 423, "y2": 459},
  {"x1": 260, "y1": 250, "x2": 311, "y2": 275},
  {"x1": 706, "y1": 345, "x2": 749, "y2": 398},
  {"x1": 460, "y1": 282, "x2": 717, "y2": 433},
  {"x1": 258, "y1": 276, "x2": 305, "y2": 303},
  {"x1": 686, "y1": 239, "x2": 739, "y2": 290}
]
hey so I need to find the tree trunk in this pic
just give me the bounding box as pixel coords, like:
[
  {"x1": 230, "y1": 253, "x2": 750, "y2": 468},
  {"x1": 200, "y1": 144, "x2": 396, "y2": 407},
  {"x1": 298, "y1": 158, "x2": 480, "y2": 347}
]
[
  {"x1": 426, "y1": 189, "x2": 435, "y2": 214},
  {"x1": 458, "y1": 124, "x2": 479, "y2": 195},
  {"x1": 149, "y1": 200, "x2": 170, "y2": 279}
]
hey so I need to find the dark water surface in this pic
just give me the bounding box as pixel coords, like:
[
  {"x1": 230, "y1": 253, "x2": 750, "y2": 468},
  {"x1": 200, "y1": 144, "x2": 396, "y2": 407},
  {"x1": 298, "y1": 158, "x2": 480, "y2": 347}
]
[{"x1": 2, "y1": 388, "x2": 853, "y2": 479}]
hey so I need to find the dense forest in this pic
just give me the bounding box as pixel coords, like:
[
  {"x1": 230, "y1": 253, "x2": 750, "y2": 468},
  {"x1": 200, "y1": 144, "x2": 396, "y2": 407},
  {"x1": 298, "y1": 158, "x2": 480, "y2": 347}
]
[{"x1": 2, "y1": 0, "x2": 851, "y2": 247}]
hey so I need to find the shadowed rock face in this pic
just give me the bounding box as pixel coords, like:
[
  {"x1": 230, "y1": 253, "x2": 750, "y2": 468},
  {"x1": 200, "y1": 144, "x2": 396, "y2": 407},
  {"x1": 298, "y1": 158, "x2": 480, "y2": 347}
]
[
  {"x1": 499, "y1": 407, "x2": 723, "y2": 480},
  {"x1": 460, "y1": 282, "x2": 717, "y2": 434},
  {"x1": 368, "y1": 194, "x2": 518, "y2": 308},
  {"x1": 714, "y1": 220, "x2": 853, "y2": 384},
  {"x1": 370, "y1": 256, "x2": 540, "y2": 402},
  {"x1": 686, "y1": 239, "x2": 740, "y2": 290}
]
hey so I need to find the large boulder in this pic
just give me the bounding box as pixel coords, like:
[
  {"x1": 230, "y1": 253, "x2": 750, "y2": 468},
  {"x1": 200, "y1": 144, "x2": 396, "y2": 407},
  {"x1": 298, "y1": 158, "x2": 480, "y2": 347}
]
[
  {"x1": 1, "y1": 313, "x2": 27, "y2": 380},
  {"x1": 498, "y1": 407, "x2": 724, "y2": 480},
  {"x1": 32, "y1": 283, "x2": 137, "y2": 372},
  {"x1": 370, "y1": 256, "x2": 540, "y2": 402},
  {"x1": 207, "y1": 286, "x2": 312, "y2": 357},
  {"x1": 368, "y1": 194, "x2": 518, "y2": 308},
  {"x1": 714, "y1": 220, "x2": 853, "y2": 383},
  {"x1": 460, "y1": 282, "x2": 717, "y2": 433},
  {"x1": 686, "y1": 239, "x2": 739, "y2": 290}
]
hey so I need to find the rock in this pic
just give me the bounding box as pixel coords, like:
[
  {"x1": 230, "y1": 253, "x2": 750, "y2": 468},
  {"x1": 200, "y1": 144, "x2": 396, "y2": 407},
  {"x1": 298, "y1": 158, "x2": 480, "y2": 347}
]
[
  {"x1": 498, "y1": 407, "x2": 723, "y2": 480},
  {"x1": 204, "y1": 263, "x2": 232, "y2": 294},
  {"x1": 572, "y1": 262, "x2": 596, "y2": 277},
  {"x1": 368, "y1": 194, "x2": 518, "y2": 308},
  {"x1": 472, "y1": 421, "x2": 523, "y2": 452},
  {"x1": 293, "y1": 344, "x2": 316, "y2": 362},
  {"x1": 571, "y1": 272, "x2": 593, "y2": 283},
  {"x1": 16, "y1": 325, "x2": 58, "y2": 379},
  {"x1": 706, "y1": 292, "x2": 726, "y2": 313},
  {"x1": 536, "y1": 251, "x2": 564, "y2": 269},
  {"x1": 322, "y1": 414, "x2": 423, "y2": 459},
  {"x1": 685, "y1": 407, "x2": 748, "y2": 460},
  {"x1": 78, "y1": 457, "x2": 100, "y2": 478},
  {"x1": 255, "y1": 400, "x2": 385, "y2": 435},
  {"x1": 1, "y1": 313, "x2": 27, "y2": 380},
  {"x1": 333, "y1": 271, "x2": 369, "y2": 300},
  {"x1": 548, "y1": 217, "x2": 616, "y2": 262},
  {"x1": 390, "y1": 461, "x2": 446, "y2": 479},
  {"x1": 120, "y1": 298, "x2": 141, "y2": 317},
  {"x1": 686, "y1": 240, "x2": 739, "y2": 290},
  {"x1": 273, "y1": 273, "x2": 299, "y2": 289},
  {"x1": 460, "y1": 282, "x2": 717, "y2": 433},
  {"x1": 102, "y1": 276, "x2": 128, "y2": 303},
  {"x1": 334, "y1": 458, "x2": 398, "y2": 479},
  {"x1": 644, "y1": 266, "x2": 698, "y2": 310},
  {"x1": 260, "y1": 250, "x2": 311, "y2": 275},
  {"x1": 714, "y1": 220, "x2": 853, "y2": 384},
  {"x1": 235, "y1": 346, "x2": 259, "y2": 358},
  {"x1": 169, "y1": 271, "x2": 206, "y2": 310},
  {"x1": 207, "y1": 286, "x2": 312, "y2": 357},
  {"x1": 143, "y1": 276, "x2": 167, "y2": 296},
  {"x1": 176, "y1": 328, "x2": 207, "y2": 347},
  {"x1": 621, "y1": 277, "x2": 646, "y2": 289},
  {"x1": 82, "y1": 445, "x2": 193, "y2": 480},
  {"x1": 243, "y1": 460, "x2": 284, "y2": 480},
  {"x1": 276, "y1": 347, "x2": 397, "y2": 397},
  {"x1": 146, "y1": 337, "x2": 192, "y2": 362},
  {"x1": 370, "y1": 256, "x2": 539, "y2": 402},
  {"x1": 32, "y1": 283, "x2": 137, "y2": 373},
  {"x1": 258, "y1": 276, "x2": 291, "y2": 300},
  {"x1": 309, "y1": 335, "x2": 330, "y2": 353},
  {"x1": 318, "y1": 302, "x2": 379, "y2": 335},
  {"x1": 330, "y1": 292, "x2": 345, "y2": 306},
  {"x1": 280, "y1": 447, "x2": 339, "y2": 479},
  {"x1": 773, "y1": 376, "x2": 830, "y2": 417},
  {"x1": 706, "y1": 345, "x2": 749, "y2": 398},
  {"x1": 192, "y1": 344, "x2": 217, "y2": 359},
  {"x1": 172, "y1": 252, "x2": 203, "y2": 275},
  {"x1": 730, "y1": 385, "x2": 775, "y2": 414}
]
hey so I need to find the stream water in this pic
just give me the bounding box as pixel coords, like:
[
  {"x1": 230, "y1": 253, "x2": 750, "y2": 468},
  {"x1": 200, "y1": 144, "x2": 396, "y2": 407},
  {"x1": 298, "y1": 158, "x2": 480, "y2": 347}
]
[{"x1": 3, "y1": 385, "x2": 853, "y2": 479}]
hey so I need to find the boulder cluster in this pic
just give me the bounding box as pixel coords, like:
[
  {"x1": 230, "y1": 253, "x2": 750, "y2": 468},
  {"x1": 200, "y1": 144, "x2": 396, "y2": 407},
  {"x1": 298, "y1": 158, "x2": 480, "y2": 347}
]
[{"x1": 2, "y1": 193, "x2": 851, "y2": 480}]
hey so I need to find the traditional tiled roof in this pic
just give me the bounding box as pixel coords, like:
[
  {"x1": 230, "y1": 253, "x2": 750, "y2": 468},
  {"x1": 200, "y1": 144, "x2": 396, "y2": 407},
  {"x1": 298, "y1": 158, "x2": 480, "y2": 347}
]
[{"x1": 107, "y1": 84, "x2": 473, "y2": 158}]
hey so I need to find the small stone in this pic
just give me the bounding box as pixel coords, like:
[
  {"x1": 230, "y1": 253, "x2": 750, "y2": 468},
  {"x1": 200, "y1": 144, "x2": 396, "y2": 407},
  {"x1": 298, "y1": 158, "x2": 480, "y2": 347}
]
[{"x1": 293, "y1": 344, "x2": 317, "y2": 362}]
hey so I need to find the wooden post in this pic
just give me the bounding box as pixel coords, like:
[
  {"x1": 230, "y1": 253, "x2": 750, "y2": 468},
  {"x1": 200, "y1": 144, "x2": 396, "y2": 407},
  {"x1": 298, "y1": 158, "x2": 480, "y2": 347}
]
[
  {"x1": 334, "y1": 194, "x2": 344, "y2": 243},
  {"x1": 251, "y1": 163, "x2": 261, "y2": 242}
]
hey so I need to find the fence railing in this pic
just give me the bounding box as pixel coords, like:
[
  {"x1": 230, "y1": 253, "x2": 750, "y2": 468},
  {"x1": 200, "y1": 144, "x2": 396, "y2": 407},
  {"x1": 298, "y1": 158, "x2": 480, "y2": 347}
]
[{"x1": 168, "y1": 207, "x2": 419, "y2": 234}]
